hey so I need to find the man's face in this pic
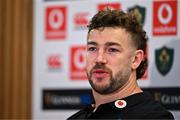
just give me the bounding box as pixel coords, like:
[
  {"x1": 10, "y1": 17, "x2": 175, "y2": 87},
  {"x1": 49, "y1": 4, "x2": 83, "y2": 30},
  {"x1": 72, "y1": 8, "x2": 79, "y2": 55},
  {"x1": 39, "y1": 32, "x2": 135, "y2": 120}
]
[{"x1": 86, "y1": 27, "x2": 136, "y2": 95}]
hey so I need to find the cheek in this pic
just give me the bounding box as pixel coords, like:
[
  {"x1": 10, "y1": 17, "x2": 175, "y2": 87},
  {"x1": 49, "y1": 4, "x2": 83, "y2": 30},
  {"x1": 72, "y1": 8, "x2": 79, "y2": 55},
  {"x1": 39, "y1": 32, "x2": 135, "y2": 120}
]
[
  {"x1": 112, "y1": 59, "x2": 132, "y2": 72},
  {"x1": 109, "y1": 57, "x2": 127, "y2": 73},
  {"x1": 86, "y1": 52, "x2": 97, "y2": 62},
  {"x1": 86, "y1": 54, "x2": 96, "y2": 70}
]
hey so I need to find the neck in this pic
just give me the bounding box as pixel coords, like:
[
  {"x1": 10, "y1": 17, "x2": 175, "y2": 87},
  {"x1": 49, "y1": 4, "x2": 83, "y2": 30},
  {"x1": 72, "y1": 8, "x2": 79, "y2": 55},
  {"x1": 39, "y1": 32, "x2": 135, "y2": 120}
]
[{"x1": 93, "y1": 73, "x2": 142, "y2": 108}]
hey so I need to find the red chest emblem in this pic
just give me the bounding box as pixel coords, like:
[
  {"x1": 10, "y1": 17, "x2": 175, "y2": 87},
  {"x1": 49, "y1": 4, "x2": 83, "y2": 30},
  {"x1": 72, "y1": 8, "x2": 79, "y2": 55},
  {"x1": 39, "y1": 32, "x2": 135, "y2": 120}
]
[{"x1": 114, "y1": 100, "x2": 127, "y2": 109}]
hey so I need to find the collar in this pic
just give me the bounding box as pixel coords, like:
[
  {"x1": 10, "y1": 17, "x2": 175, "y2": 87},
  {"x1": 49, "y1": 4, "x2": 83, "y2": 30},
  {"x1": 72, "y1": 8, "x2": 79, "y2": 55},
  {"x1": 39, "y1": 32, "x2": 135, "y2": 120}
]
[{"x1": 87, "y1": 92, "x2": 152, "y2": 112}]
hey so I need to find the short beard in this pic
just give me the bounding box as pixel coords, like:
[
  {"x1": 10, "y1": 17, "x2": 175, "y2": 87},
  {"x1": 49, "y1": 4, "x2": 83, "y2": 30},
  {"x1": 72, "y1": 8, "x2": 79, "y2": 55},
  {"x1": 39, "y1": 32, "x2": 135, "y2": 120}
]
[{"x1": 87, "y1": 65, "x2": 131, "y2": 95}]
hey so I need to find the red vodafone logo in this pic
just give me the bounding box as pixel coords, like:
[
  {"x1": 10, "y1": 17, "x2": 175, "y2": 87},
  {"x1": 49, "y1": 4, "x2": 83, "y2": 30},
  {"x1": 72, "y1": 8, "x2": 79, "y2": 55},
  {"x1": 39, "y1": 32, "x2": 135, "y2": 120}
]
[
  {"x1": 153, "y1": 0, "x2": 177, "y2": 35},
  {"x1": 98, "y1": 2, "x2": 121, "y2": 11},
  {"x1": 46, "y1": 6, "x2": 67, "y2": 39},
  {"x1": 70, "y1": 46, "x2": 87, "y2": 80}
]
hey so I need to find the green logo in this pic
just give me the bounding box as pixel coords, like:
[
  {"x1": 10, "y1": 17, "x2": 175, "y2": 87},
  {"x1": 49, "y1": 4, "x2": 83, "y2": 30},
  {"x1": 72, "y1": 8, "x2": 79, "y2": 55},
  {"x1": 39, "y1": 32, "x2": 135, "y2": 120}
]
[
  {"x1": 128, "y1": 5, "x2": 146, "y2": 25},
  {"x1": 155, "y1": 46, "x2": 174, "y2": 76}
]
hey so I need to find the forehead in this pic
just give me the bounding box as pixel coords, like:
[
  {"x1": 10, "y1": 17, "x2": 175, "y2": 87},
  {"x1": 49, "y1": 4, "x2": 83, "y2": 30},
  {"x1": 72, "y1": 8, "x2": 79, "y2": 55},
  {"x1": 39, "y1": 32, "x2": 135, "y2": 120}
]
[{"x1": 87, "y1": 27, "x2": 132, "y2": 46}]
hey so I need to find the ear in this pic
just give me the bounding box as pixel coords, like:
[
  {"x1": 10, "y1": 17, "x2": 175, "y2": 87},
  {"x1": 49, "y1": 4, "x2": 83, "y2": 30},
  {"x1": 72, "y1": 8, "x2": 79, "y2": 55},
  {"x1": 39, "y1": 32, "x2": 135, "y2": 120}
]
[{"x1": 132, "y1": 50, "x2": 144, "y2": 70}]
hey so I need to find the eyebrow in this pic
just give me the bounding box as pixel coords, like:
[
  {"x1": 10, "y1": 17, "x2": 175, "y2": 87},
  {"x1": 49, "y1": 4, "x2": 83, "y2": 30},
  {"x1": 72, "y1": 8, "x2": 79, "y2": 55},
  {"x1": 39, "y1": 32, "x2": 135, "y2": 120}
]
[
  {"x1": 105, "y1": 42, "x2": 121, "y2": 47},
  {"x1": 88, "y1": 41, "x2": 121, "y2": 46},
  {"x1": 87, "y1": 41, "x2": 97, "y2": 46}
]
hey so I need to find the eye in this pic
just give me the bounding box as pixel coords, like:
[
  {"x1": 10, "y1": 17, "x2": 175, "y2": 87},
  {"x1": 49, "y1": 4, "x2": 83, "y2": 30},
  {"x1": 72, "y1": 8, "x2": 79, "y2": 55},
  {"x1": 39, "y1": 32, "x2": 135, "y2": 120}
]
[
  {"x1": 88, "y1": 47, "x2": 97, "y2": 51},
  {"x1": 108, "y1": 48, "x2": 119, "y2": 52}
]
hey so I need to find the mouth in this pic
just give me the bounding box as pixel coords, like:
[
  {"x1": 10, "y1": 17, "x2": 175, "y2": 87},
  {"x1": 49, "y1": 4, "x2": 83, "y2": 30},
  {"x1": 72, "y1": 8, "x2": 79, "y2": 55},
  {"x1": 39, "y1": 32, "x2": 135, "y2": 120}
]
[{"x1": 92, "y1": 69, "x2": 110, "y2": 79}]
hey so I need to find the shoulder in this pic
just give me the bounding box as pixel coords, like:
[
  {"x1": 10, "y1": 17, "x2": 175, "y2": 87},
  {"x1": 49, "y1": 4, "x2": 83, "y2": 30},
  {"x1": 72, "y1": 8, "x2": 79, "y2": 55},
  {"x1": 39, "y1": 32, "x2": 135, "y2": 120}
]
[
  {"x1": 139, "y1": 97, "x2": 174, "y2": 119},
  {"x1": 108, "y1": 92, "x2": 174, "y2": 119},
  {"x1": 121, "y1": 92, "x2": 174, "y2": 119}
]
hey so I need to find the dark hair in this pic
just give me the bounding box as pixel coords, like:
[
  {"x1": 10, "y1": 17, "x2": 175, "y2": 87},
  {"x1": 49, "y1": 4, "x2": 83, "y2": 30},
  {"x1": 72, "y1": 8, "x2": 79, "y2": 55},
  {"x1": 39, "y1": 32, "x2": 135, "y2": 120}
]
[{"x1": 87, "y1": 8, "x2": 148, "y2": 79}]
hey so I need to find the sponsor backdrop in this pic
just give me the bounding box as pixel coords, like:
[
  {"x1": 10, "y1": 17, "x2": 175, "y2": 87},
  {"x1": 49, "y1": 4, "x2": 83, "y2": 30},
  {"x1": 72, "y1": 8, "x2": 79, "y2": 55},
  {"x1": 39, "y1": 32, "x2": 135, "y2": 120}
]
[{"x1": 33, "y1": 0, "x2": 180, "y2": 119}]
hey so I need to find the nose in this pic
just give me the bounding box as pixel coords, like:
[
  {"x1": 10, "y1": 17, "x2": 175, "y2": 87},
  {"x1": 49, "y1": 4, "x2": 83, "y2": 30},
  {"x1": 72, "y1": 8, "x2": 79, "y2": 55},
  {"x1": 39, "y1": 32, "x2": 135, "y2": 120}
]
[{"x1": 95, "y1": 49, "x2": 107, "y2": 64}]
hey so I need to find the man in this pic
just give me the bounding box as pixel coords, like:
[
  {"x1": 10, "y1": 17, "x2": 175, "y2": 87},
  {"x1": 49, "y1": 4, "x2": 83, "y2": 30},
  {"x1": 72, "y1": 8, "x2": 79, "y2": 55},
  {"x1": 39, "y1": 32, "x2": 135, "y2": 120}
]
[{"x1": 68, "y1": 8, "x2": 174, "y2": 119}]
